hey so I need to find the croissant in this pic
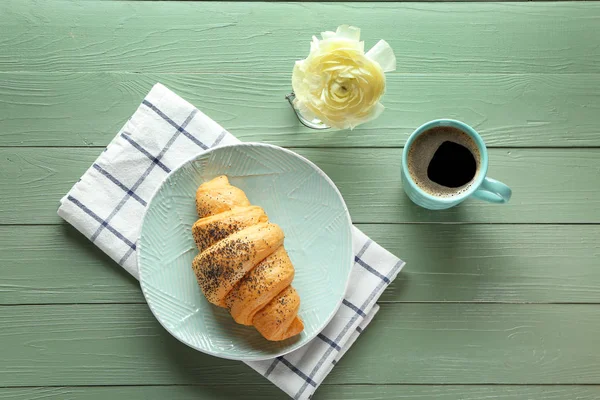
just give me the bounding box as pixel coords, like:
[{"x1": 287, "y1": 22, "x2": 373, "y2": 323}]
[{"x1": 191, "y1": 176, "x2": 304, "y2": 341}]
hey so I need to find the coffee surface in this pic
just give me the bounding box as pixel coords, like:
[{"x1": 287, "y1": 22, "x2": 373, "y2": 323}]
[
  {"x1": 427, "y1": 141, "x2": 477, "y2": 188},
  {"x1": 407, "y1": 126, "x2": 480, "y2": 197}
]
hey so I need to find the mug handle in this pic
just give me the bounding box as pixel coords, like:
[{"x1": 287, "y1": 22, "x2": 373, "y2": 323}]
[{"x1": 472, "y1": 177, "x2": 512, "y2": 204}]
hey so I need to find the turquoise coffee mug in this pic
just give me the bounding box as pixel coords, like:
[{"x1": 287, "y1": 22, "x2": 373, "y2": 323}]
[{"x1": 401, "y1": 119, "x2": 512, "y2": 210}]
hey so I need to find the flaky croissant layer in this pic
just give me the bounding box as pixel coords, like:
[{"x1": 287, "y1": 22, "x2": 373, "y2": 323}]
[{"x1": 191, "y1": 175, "x2": 304, "y2": 341}]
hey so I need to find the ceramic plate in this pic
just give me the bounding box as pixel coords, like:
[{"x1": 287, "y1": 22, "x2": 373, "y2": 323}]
[{"x1": 138, "y1": 143, "x2": 353, "y2": 361}]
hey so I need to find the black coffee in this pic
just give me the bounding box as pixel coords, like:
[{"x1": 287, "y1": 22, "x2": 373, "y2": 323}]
[
  {"x1": 427, "y1": 141, "x2": 476, "y2": 188},
  {"x1": 407, "y1": 126, "x2": 480, "y2": 197}
]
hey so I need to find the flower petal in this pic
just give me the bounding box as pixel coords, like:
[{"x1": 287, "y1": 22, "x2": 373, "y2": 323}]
[
  {"x1": 321, "y1": 30, "x2": 337, "y2": 40},
  {"x1": 310, "y1": 36, "x2": 321, "y2": 53},
  {"x1": 293, "y1": 26, "x2": 391, "y2": 131},
  {"x1": 365, "y1": 39, "x2": 397, "y2": 72},
  {"x1": 366, "y1": 101, "x2": 385, "y2": 122},
  {"x1": 335, "y1": 25, "x2": 361, "y2": 42}
]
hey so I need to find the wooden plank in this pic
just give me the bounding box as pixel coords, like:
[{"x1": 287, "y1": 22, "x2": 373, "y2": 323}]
[
  {"x1": 1, "y1": 1, "x2": 599, "y2": 74},
  {"x1": 1, "y1": 385, "x2": 599, "y2": 400},
  {"x1": 0, "y1": 303, "x2": 598, "y2": 385},
  {"x1": 2, "y1": 224, "x2": 599, "y2": 305},
  {"x1": 1, "y1": 72, "x2": 599, "y2": 148},
  {"x1": 371, "y1": 223, "x2": 600, "y2": 303},
  {"x1": 0, "y1": 225, "x2": 141, "y2": 305},
  {"x1": 2, "y1": 148, "x2": 600, "y2": 224}
]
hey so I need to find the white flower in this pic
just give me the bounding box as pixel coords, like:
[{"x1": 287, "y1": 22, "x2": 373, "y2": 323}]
[{"x1": 292, "y1": 25, "x2": 396, "y2": 130}]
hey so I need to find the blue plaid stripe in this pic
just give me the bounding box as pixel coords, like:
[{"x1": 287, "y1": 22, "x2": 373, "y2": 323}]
[
  {"x1": 342, "y1": 299, "x2": 367, "y2": 317},
  {"x1": 317, "y1": 333, "x2": 341, "y2": 351},
  {"x1": 120, "y1": 133, "x2": 171, "y2": 173},
  {"x1": 142, "y1": 99, "x2": 208, "y2": 150},
  {"x1": 112, "y1": 109, "x2": 199, "y2": 265},
  {"x1": 355, "y1": 256, "x2": 391, "y2": 284},
  {"x1": 354, "y1": 239, "x2": 392, "y2": 283},
  {"x1": 263, "y1": 357, "x2": 280, "y2": 378},
  {"x1": 356, "y1": 239, "x2": 372, "y2": 258},
  {"x1": 293, "y1": 254, "x2": 404, "y2": 399},
  {"x1": 67, "y1": 195, "x2": 136, "y2": 250},
  {"x1": 331, "y1": 323, "x2": 367, "y2": 366},
  {"x1": 275, "y1": 356, "x2": 317, "y2": 388},
  {"x1": 92, "y1": 164, "x2": 147, "y2": 206},
  {"x1": 119, "y1": 246, "x2": 137, "y2": 266},
  {"x1": 212, "y1": 130, "x2": 228, "y2": 147},
  {"x1": 90, "y1": 109, "x2": 198, "y2": 257},
  {"x1": 264, "y1": 239, "x2": 377, "y2": 392}
]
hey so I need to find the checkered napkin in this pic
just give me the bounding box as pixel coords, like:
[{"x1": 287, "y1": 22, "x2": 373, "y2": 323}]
[{"x1": 57, "y1": 83, "x2": 405, "y2": 400}]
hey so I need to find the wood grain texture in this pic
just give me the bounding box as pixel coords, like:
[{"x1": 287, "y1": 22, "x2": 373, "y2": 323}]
[
  {"x1": 0, "y1": 225, "x2": 139, "y2": 305},
  {"x1": 1, "y1": 1, "x2": 599, "y2": 74},
  {"x1": 1, "y1": 224, "x2": 599, "y2": 305},
  {"x1": 2, "y1": 148, "x2": 599, "y2": 224},
  {"x1": 1, "y1": 0, "x2": 599, "y2": 396},
  {"x1": 372, "y1": 223, "x2": 600, "y2": 303},
  {"x1": 1, "y1": 385, "x2": 599, "y2": 400},
  {"x1": 0, "y1": 303, "x2": 598, "y2": 386},
  {"x1": 1, "y1": 72, "x2": 599, "y2": 148}
]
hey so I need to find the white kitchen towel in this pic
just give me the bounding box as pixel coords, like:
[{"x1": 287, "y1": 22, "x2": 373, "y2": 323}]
[{"x1": 57, "y1": 83, "x2": 405, "y2": 400}]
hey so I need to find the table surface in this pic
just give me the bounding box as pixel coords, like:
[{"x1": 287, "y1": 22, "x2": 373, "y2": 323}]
[{"x1": 2, "y1": 0, "x2": 600, "y2": 399}]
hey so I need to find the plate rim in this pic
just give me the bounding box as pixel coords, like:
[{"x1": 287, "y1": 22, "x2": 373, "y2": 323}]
[{"x1": 137, "y1": 142, "x2": 354, "y2": 361}]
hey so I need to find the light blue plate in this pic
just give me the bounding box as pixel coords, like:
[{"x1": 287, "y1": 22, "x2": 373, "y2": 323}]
[{"x1": 138, "y1": 143, "x2": 353, "y2": 361}]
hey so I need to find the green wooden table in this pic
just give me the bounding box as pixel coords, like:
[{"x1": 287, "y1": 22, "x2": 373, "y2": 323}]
[{"x1": 2, "y1": 1, "x2": 600, "y2": 398}]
